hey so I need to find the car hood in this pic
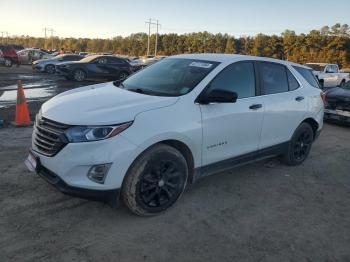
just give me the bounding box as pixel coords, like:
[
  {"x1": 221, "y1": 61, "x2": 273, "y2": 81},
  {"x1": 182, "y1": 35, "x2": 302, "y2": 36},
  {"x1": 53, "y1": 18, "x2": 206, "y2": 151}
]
[{"x1": 41, "y1": 82, "x2": 179, "y2": 125}]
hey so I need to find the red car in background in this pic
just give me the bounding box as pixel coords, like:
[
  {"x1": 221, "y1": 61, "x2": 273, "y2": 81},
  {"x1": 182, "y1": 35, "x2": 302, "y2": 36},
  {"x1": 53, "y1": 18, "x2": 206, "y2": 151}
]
[{"x1": 0, "y1": 45, "x2": 19, "y2": 67}]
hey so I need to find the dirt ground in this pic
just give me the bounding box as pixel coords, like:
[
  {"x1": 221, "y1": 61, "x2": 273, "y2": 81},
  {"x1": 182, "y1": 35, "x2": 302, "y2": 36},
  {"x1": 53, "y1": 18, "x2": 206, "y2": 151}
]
[{"x1": 0, "y1": 122, "x2": 349, "y2": 262}]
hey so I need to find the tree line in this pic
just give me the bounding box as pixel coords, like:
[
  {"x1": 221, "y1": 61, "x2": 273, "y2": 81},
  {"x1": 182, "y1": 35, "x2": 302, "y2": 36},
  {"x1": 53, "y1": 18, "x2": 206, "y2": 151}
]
[{"x1": 3, "y1": 23, "x2": 350, "y2": 67}]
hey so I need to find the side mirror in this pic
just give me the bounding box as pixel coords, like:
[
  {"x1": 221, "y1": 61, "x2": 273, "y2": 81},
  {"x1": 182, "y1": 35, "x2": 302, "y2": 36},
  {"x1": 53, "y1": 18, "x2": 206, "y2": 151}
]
[{"x1": 199, "y1": 89, "x2": 238, "y2": 104}]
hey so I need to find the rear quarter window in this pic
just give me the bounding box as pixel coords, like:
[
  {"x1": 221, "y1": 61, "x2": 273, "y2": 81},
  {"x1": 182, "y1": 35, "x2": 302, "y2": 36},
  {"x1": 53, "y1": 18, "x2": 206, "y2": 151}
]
[{"x1": 292, "y1": 66, "x2": 320, "y2": 88}]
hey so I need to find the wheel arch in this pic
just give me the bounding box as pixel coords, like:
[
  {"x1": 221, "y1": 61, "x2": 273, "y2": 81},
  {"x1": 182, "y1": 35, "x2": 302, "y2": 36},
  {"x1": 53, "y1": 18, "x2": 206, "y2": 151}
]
[
  {"x1": 301, "y1": 117, "x2": 319, "y2": 139},
  {"x1": 124, "y1": 138, "x2": 196, "y2": 185},
  {"x1": 160, "y1": 139, "x2": 195, "y2": 184}
]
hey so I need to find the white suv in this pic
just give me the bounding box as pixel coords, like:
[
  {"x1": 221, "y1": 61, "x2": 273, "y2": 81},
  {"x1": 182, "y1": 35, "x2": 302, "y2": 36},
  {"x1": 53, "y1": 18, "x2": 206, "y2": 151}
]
[{"x1": 26, "y1": 54, "x2": 324, "y2": 216}]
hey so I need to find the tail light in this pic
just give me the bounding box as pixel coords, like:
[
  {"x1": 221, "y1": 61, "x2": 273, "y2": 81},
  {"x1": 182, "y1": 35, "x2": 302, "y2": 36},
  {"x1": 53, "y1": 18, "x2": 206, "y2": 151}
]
[{"x1": 320, "y1": 91, "x2": 326, "y2": 104}]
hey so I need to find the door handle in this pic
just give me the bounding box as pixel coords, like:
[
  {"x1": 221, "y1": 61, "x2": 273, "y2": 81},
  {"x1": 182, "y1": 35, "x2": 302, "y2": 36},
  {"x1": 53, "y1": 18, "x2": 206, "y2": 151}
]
[
  {"x1": 295, "y1": 96, "x2": 304, "y2": 102},
  {"x1": 249, "y1": 104, "x2": 262, "y2": 110}
]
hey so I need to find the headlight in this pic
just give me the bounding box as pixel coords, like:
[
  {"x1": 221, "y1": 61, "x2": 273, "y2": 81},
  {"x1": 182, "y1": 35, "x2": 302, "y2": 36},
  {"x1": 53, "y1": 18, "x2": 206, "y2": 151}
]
[{"x1": 64, "y1": 122, "x2": 132, "y2": 143}]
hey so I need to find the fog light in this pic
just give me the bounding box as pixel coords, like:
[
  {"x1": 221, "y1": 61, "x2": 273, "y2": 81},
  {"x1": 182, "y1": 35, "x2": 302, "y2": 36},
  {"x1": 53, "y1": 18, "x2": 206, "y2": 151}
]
[{"x1": 87, "y1": 163, "x2": 112, "y2": 184}]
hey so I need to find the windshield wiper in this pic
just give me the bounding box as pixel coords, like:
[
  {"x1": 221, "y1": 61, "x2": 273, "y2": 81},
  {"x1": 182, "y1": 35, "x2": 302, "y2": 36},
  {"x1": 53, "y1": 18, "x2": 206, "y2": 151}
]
[{"x1": 128, "y1": 88, "x2": 146, "y2": 94}]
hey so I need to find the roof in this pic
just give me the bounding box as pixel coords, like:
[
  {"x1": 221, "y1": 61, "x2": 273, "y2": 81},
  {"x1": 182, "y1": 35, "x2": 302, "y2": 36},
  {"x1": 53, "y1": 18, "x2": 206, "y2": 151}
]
[
  {"x1": 305, "y1": 63, "x2": 335, "y2": 66},
  {"x1": 171, "y1": 53, "x2": 309, "y2": 68}
]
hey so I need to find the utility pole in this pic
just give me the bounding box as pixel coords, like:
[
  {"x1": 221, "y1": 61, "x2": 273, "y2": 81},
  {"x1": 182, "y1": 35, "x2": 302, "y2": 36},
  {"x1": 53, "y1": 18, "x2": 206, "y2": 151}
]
[
  {"x1": 154, "y1": 20, "x2": 161, "y2": 57},
  {"x1": 145, "y1": 18, "x2": 159, "y2": 56},
  {"x1": 1, "y1": 31, "x2": 9, "y2": 44},
  {"x1": 43, "y1": 28, "x2": 48, "y2": 49},
  {"x1": 145, "y1": 19, "x2": 152, "y2": 56},
  {"x1": 48, "y1": 28, "x2": 55, "y2": 50},
  {"x1": 43, "y1": 27, "x2": 54, "y2": 49}
]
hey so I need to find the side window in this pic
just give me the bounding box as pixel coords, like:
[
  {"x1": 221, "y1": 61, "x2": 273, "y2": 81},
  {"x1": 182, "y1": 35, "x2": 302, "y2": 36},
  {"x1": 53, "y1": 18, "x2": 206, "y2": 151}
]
[
  {"x1": 292, "y1": 66, "x2": 320, "y2": 88},
  {"x1": 326, "y1": 65, "x2": 335, "y2": 73},
  {"x1": 97, "y1": 58, "x2": 107, "y2": 64},
  {"x1": 108, "y1": 57, "x2": 125, "y2": 64},
  {"x1": 287, "y1": 69, "x2": 300, "y2": 91},
  {"x1": 259, "y1": 62, "x2": 289, "y2": 95},
  {"x1": 332, "y1": 65, "x2": 338, "y2": 73},
  {"x1": 207, "y1": 62, "x2": 256, "y2": 99}
]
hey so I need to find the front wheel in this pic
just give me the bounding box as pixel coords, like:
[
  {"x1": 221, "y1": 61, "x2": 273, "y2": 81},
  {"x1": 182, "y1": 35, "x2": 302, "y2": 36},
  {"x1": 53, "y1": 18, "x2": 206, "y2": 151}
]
[
  {"x1": 4, "y1": 59, "x2": 12, "y2": 67},
  {"x1": 122, "y1": 144, "x2": 188, "y2": 216},
  {"x1": 119, "y1": 71, "x2": 129, "y2": 81},
  {"x1": 45, "y1": 64, "x2": 55, "y2": 74},
  {"x1": 283, "y1": 123, "x2": 314, "y2": 166},
  {"x1": 73, "y1": 69, "x2": 86, "y2": 81}
]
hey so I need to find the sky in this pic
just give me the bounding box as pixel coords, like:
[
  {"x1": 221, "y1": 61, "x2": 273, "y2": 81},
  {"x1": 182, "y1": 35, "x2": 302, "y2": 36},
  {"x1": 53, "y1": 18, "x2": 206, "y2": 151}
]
[{"x1": 0, "y1": 0, "x2": 349, "y2": 39}]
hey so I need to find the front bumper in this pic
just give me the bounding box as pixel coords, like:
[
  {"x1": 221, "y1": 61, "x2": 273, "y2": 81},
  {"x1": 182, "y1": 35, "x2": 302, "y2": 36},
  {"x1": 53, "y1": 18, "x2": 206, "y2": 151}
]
[
  {"x1": 55, "y1": 67, "x2": 72, "y2": 76},
  {"x1": 34, "y1": 157, "x2": 120, "y2": 206},
  {"x1": 31, "y1": 131, "x2": 139, "y2": 190},
  {"x1": 32, "y1": 64, "x2": 45, "y2": 72}
]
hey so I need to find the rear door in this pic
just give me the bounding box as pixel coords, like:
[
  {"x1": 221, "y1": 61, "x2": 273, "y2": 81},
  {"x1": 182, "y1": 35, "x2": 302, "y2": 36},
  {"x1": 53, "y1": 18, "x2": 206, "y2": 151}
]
[
  {"x1": 106, "y1": 57, "x2": 128, "y2": 79},
  {"x1": 258, "y1": 62, "x2": 307, "y2": 149},
  {"x1": 200, "y1": 61, "x2": 265, "y2": 166}
]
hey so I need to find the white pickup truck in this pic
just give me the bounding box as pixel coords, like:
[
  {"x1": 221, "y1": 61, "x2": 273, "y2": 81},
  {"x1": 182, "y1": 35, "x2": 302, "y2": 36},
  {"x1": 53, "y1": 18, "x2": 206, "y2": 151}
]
[{"x1": 305, "y1": 63, "x2": 349, "y2": 88}]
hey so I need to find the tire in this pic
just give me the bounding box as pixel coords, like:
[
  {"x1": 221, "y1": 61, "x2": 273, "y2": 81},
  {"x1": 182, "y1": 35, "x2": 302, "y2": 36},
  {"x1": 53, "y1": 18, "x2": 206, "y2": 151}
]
[
  {"x1": 119, "y1": 71, "x2": 129, "y2": 81},
  {"x1": 4, "y1": 59, "x2": 12, "y2": 67},
  {"x1": 340, "y1": 80, "x2": 346, "y2": 88},
  {"x1": 73, "y1": 69, "x2": 86, "y2": 81},
  {"x1": 283, "y1": 122, "x2": 314, "y2": 166},
  {"x1": 319, "y1": 80, "x2": 324, "y2": 89},
  {"x1": 122, "y1": 144, "x2": 188, "y2": 216},
  {"x1": 45, "y1": 64, "x2": 55, "y2": 74}
]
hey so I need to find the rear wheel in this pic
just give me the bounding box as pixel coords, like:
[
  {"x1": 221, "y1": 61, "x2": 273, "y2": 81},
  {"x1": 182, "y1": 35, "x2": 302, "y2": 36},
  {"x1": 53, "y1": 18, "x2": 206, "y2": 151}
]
[
  {"x1": 340, "y1": 80, "x2": 346, "y2": 88},
  {"x1": 4, "y1": 59, "x2": 12, "y2": 67},
  {"x1": 73, "y1": 69, "x2": 86, "y2": 81},
  {"x1": 283, "y1": 123, "x2": 314, "y2": 166},
  {"x1": 119, "y1": 71, "x2": 129, "y2": 81},
  {"x1": 319, "y1": 80, "x2": 324, "y2": 89},
  {"x1": 45, "y1": 64, "x2": 55, "y2": 74},
  {"x1": 122, "y1": 144, "x2": 188, "y2": 216}
]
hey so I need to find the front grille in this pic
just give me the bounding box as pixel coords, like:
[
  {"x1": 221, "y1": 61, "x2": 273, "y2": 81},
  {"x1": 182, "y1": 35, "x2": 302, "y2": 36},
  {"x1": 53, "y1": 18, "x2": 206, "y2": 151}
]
[{"x1": 33, "y1": 116, "x2": 70, "y2": 157}]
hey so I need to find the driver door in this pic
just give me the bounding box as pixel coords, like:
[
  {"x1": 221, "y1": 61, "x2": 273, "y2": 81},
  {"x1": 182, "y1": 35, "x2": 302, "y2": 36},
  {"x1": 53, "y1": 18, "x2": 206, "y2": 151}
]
[{"x1": 199, "y1": 61, "x2": 264, "y2": 166}]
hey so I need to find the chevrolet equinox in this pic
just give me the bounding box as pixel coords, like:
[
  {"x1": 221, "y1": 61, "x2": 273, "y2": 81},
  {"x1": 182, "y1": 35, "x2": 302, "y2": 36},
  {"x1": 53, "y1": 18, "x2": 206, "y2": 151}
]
[{"x1": 25, "y1": 54, "x2": 324, "y2": 216}]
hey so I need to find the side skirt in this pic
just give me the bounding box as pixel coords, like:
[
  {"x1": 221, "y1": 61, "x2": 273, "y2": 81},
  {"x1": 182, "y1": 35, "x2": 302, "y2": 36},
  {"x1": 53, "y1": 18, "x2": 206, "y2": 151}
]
[{"x1": 193, "y1": 142, "x2": 289, "y2": 182}]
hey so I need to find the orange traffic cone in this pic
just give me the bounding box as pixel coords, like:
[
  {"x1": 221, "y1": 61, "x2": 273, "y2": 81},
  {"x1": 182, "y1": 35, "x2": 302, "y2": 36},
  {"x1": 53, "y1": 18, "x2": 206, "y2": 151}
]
[{"x1": 13, "y1": 80, "x2": 31, "y2": 126}]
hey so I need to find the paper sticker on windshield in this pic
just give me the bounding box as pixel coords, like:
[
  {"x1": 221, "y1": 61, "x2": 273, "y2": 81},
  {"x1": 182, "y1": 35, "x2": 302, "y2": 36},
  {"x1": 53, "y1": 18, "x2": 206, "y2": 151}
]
[{"x1": 189, "y1": 62, "x2": 213, "y2": 68}]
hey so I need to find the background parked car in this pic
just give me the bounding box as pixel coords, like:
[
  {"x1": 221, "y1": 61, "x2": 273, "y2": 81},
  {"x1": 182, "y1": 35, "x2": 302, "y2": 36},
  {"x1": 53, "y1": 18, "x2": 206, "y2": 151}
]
[
  {"x1": 55, "y1": 55, "x2": 134, "y2": 81},
  {"x1": 0, "y1": 45, "x2": 19, "y2": 67},
  {"x1": 17, "y1": 48, "x2": 54, "y2": 65},
  {"x1": 306, "y1": 63, "x2": 349, "y2": 88},
  {"x1": 32, "y1": 54, "x2": 84, "y2": 73},
  {"x1": 324, "y1": 81, "x2": 350, "y2": 123}
]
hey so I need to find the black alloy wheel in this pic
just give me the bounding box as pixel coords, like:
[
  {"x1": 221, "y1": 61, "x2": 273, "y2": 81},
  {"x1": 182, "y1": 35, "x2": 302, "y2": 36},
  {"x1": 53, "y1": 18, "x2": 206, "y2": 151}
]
[
  {"x1": 139, "y1": 160, "x2": 184, "y2": 208},
  {"x1": 283, "y1": 122, "x2": 314, "y2": 165},
  {"x1": 122, "y1": 144, "x2": 188, "y2": 216},
  {"x1": 292, "y1": 129, "x2": 313, "y2": 161}
]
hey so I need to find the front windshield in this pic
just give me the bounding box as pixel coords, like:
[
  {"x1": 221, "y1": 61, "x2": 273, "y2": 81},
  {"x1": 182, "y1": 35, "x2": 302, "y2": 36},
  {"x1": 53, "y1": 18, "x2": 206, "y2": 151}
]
[
  {"x1": 306, "y1": 64, "x2": 326, "y2": 71},
  {"x1": 53, "y1": 54, "x2": 65, "y2": 59},
  {"x1": 121, "y1": 58, "x2": 219, "y2": 96}
]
